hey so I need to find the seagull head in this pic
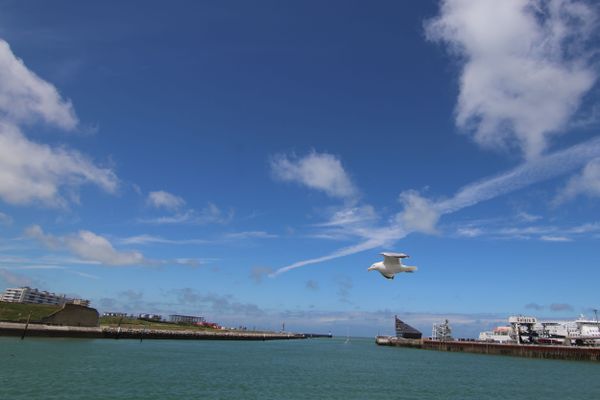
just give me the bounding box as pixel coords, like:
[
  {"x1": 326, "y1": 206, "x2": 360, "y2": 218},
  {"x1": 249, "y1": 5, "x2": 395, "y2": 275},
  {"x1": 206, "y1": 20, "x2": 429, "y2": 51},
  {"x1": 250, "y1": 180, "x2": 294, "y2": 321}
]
[{"x1": 367, "y1": 263, "x2": 378, "y2": 272}]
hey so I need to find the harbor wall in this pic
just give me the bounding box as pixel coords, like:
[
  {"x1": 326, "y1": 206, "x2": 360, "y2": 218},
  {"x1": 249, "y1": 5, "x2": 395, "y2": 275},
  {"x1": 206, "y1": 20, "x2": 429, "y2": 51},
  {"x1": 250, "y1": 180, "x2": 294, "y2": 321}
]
[
  {"x1": 376, "y1": 336, "x2": 600, "y2": 362},
  {"x1": 0, "y1": 322, "x2": 306, "y2": 341}
]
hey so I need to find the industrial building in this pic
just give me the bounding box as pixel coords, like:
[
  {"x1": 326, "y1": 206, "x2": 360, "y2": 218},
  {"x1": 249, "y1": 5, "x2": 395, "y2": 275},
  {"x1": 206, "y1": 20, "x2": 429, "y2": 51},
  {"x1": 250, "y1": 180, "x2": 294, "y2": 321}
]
[
  {"x1": 395, "y1": 315, "x2": 422, "y2": 339},
  {"x1": 169, "y1": 314, "x2": 204, "y2": 324}
]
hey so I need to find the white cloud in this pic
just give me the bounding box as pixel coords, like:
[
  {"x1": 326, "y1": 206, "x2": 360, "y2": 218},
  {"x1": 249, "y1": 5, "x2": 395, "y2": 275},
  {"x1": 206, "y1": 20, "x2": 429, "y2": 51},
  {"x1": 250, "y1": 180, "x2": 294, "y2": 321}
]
[
  {"x1": 456, "y1": 227, "x2": 483, "y2": 237},
  {"x1": 314, "y1": 205, "x2": 377, "y2": 228},
  {"x1": 64, "y1": 230, "x2": 146, "y2": 266},
  {"x1": 147, "y1": 190, "x2": 185, "y2": 211},
  {"x1": 26, "y1": 225, "x2": 198, "y2": 267},
  {"x1": 0, "y1": 123, "x2": 118, "y2": 207},
  {"x1": 540, "y1": 235, "x2": 572, "y2": 242},
  {"x1": 396, "y1": 190, "x2": 440, "y2": 234},
  {"x1": 426, "y1": 0, "x2": 597, "y2": 159},
  {"x1": 270, "y1": 152, "x2": 358, "y2": 200},
  {"x1": 223, "y1": 231, "x2": 278, "y2": 239},
  {"x1": 555, "y1": 158, "x2": 600, "y2": 203},
  {"x1": 0, "y1": 40, "x2": 78, "y2": 130},
  {"x1": 118, "y1": 234, "x2": 210, "y2": 246},
  {"x1": 139, "y1": 202, "x2": 233, "y2": 225},
  {"x1": 0, "y1": 40, "x2": 118, "y2": 208}
]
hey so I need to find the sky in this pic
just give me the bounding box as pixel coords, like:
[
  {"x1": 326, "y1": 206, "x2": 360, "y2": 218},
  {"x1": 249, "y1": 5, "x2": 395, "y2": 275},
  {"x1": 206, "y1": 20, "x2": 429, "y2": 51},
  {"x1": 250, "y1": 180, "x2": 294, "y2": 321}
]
[{"x1": 0, "y1": 0, "x2": 599, "y2": 338}]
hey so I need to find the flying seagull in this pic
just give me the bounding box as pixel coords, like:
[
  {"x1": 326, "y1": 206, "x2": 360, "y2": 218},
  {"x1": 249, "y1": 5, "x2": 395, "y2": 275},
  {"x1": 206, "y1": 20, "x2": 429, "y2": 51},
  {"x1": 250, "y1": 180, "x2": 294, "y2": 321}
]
[{"x1": 367, "y1": 252, "x2": 417, "y2": 280}]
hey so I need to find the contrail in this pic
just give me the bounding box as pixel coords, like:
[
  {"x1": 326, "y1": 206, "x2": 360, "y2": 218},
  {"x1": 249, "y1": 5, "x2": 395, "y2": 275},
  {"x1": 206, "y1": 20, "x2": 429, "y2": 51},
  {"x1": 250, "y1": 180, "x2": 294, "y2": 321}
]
[{"x1": 271, "y1": 136, "x2": 600, "y2": 276}]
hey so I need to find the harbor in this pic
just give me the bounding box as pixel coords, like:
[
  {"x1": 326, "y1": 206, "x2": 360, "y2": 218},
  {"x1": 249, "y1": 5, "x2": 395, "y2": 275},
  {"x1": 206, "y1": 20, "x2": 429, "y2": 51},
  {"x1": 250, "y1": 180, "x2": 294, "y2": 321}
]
[{"x1": 376, "y1": 315, "x2": 600, "y2": 362}]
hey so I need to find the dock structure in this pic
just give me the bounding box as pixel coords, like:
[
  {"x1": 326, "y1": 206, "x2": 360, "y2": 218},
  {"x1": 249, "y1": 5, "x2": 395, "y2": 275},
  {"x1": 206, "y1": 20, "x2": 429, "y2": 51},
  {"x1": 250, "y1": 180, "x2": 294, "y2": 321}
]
[
  {"x1": 0, "y1": 322, "x2": 306, "y2": 341},
  {"x1": 376, "y1": 336, "x2": 600, "y2": 362}
]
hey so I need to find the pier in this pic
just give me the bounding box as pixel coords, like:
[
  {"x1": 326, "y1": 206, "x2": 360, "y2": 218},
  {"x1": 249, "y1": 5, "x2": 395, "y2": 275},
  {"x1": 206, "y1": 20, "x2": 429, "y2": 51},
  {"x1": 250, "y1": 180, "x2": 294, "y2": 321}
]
[
  {"x1": 0, "y1": 321, "x2": 306, "y2": 341},
  {"x1": 376, "y1": 336, "x2": 600, "y2": 362}
]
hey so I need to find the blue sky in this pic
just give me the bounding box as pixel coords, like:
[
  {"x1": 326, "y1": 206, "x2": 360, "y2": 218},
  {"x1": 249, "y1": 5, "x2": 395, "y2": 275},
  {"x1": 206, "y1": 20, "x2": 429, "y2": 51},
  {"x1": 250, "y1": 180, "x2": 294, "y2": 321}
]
[{"x1": 1, "y1": 0, "x2": 600, "y2": 337}]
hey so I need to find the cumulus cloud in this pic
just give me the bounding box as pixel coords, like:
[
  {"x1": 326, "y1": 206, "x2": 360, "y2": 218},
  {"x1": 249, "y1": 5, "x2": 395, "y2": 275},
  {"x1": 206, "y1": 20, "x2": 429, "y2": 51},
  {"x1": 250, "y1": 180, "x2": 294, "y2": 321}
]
[
  {"x1": 426, "y1": 0, "x2": 597, "y2": 159},
  {"x1": 26, "y1": 225, "x2": 198, "y2": 267},
  {"x1": 0, "y1": 39, "x2": 118, "y2": 208},
  {"x1": 0, "y1": 40, "x2": 78, "y2": 130},
  {"x1": 147, "y1": 190, "x2": 185, "y2": 211},
  {"x1": 270, "y1": 151, "x2": 358, "y2": 200},
  {"x1": 0, "y1": 123, "x2": 118, "y2": 207},
  {"x1": 396, "y1": 190, "x2": 440, "y2": 234},
  {"x1": 555, "y1": 158, "x2": 600, "y2": 204}
]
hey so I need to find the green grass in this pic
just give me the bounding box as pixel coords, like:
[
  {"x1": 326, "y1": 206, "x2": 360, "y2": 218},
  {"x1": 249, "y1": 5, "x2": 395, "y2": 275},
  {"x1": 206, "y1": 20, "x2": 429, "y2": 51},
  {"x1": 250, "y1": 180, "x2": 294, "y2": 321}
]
[
  {"x1": 99, "y1": 316, "x2": 219, "y2": 331},
  {"x1": 0, "y1": 302, "x2": 61, "y2": 323}
]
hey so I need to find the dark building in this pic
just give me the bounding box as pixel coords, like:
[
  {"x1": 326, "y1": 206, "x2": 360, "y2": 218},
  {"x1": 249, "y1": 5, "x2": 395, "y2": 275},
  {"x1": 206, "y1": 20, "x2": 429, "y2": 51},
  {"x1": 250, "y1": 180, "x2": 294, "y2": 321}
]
[{"x1": 395, "y1": 315, "x2": 422, "y2": 339}]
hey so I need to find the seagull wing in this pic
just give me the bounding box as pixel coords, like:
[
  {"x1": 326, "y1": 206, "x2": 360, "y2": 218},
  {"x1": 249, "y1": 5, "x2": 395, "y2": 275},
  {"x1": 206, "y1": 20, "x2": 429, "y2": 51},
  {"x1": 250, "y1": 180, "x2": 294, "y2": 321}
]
[{"x1": 380, "y1": 252, "x2": 405, "y2": 266}]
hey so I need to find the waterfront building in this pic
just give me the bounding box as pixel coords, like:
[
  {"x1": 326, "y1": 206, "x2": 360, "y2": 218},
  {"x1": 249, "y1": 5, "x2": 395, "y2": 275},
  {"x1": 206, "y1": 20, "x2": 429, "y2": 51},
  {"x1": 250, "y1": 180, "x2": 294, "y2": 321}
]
[
  {"x1": 139, "y1": 313, "x2": 162, "y2": 321},
  {"x1": 69, "y1": 298, "x2": 90, "y2": 307},
  {"x1": 2, "y1": 287, "x2": 61, "y2": 305},
  {"x1": 103, "y1": 312, "x2": 128, "y2": 317},
  {"x1": 0, "y1": 286, "x2": 91, "y2": 307},
  {"x1": 169, "y1": 314, "x2": 205, "y2": 324}
]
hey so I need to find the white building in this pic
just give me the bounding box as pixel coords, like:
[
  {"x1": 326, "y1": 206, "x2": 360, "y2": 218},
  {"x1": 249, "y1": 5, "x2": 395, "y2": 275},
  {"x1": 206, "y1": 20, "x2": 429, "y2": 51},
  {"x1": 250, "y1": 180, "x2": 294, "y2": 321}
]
[{"x1": 0, "y1": 287, "x2": 90, "y2": 307}]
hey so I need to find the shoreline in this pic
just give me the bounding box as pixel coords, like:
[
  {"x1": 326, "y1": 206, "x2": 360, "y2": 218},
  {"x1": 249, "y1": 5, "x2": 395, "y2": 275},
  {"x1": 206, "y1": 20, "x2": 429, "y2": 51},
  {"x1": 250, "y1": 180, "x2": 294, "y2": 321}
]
[{"x1": 0, "y1": 321, "x2": 306, "y2": 341}]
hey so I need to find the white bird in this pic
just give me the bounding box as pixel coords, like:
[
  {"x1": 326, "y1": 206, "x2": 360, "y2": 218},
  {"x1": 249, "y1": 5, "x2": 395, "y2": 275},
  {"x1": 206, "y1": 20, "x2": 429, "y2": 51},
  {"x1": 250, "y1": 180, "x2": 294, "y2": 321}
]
[{"x1": 367, "y1": 252, "x2": 417, "y2": 280}]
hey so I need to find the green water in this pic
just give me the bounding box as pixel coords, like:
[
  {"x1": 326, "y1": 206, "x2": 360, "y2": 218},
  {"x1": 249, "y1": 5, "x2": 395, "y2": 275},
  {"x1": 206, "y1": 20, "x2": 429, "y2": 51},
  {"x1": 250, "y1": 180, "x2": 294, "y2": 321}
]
[{"x1": 1, "y1": 337, "x2": 598, "y2": 399}]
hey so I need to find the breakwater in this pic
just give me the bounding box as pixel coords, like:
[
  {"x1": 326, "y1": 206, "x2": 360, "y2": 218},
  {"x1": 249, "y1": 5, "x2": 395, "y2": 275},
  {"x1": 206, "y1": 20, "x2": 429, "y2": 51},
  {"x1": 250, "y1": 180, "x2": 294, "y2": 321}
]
[
  {"x1": 376, "y1": 336, "x2": 600, "y2": 362},
  {"x1": 0, "y1": 321, "x2": 305, "y2": 341}
]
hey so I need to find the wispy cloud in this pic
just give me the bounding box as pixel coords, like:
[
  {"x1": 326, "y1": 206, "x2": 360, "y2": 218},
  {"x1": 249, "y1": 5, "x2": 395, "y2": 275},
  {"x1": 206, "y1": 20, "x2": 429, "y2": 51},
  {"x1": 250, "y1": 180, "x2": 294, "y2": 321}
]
[
  {"x1": 540, "y1": 235, "x2": 572, "y2": 242},
  {"x1": 555, "y1": 158, "x2": 600, "y2": 204},
  {"x1": 425, "y1": 0, "x2": 597, "y2": 159},
  {"x1": 272, "y1": 136, "x2": 600, "y2": 275},
  {"x1": 25, "y1": 225, "x2": 199, "y2": 267},
  {"x1": 0, "y1": 268, "x2": 34, "y2": 286},
  {"x1": 118, "y1": 231, "x2": 277, "y2": 247},
  {"x1": 117, "y1": 234, "x2": 210, "y2": 246},
  {"x1": 146, "y1": 190, "x2": 185, "y2": 211},
  {"x1": 139, "y1": 202, "x2": 233, "y2": 225},
  {"x1": 270, "y1": 151, "x2": 358, "y2": 200}
]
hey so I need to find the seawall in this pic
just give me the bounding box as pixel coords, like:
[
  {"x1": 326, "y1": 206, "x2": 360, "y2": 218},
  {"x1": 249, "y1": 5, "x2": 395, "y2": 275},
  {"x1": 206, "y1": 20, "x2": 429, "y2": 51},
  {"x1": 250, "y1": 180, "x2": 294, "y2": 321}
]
[
  {"x1": 376, "y1": 336, "x2": 600, "y2": 362},
  {"x1": 0, "y1": 322, "x2": 306, "y2": 341}
]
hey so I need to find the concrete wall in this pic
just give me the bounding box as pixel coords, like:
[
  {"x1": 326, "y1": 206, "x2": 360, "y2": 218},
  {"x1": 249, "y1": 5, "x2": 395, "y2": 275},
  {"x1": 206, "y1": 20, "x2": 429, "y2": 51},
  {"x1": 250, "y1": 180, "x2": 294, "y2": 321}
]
[{"x1": 42, "y1": 304, "x2": 99, "y2": 327}]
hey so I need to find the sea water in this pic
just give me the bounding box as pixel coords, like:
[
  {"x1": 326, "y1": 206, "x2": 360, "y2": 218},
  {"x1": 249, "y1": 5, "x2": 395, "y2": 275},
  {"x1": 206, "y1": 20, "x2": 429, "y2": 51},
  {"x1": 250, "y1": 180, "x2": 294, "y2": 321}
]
[{"x1": 1, "y1": 336, "x2": 598, "y2": 399}]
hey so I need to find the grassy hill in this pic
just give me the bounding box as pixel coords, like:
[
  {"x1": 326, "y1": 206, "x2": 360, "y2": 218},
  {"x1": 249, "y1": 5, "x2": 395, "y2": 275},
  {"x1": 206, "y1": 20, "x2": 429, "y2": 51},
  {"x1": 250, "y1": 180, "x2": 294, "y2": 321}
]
[
  {"x1": 99, "y1": 316, "x2": 219, "y2": 331},
  {"x1": 0, "y1": 302, "x2": 61, "y2": 323}
]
